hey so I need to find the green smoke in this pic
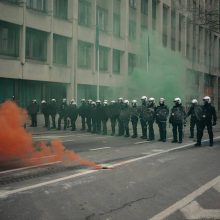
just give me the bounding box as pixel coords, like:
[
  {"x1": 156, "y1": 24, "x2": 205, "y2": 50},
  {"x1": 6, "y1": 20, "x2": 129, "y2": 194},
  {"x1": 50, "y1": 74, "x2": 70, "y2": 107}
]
[{"x1": 127, "y1": 30, "x2": 188, "y2": 106}]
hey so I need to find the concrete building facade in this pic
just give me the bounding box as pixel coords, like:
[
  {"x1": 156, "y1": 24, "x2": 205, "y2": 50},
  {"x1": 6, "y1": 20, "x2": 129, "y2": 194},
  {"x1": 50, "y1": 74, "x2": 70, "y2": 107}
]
[{"x1": 0, "y1": 0, "x2": 220, "y2": 112}]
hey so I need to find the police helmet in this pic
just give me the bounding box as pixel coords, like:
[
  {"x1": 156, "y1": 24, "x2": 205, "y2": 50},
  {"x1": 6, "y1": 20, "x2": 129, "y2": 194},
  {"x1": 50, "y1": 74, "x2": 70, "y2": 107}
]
[
  {"x1": 91, "y1": 101, "x2": 96, "y2": 106},
  {"x1": 70, "y1": 99, "x2": 75, "y2": 104},
  {"x1": 148, "y1": 97, "x2": 155, "y2": 103},
  {"x1": 192, "y1": 99, "x2": 198, "y2": 104},
  {"x1": 41, "y1": 100, "x2": 46, "y2": 104},
  {"x1": 203, "y1": 96, "x2": 211, "y2": 103},
  {"x1": 81, "y1": 99, "x2": 86, "y2": 103},
  {"x1": 159, "y1": 98, "x2": 165, "y2": 104},
  {"x1": 111, "y1": 100, "x2": 116, "y2": 104},
  {"x1": 62, "y1": 98, "x2": 67, "y2": 103},
  {"x1": 141, "y1": 96, "x2": 147, "y2": 101},
  {"x1": 104, "y1": 99, "x2": 108, "y2": 103},
  {"x1": 32, "y1": 99, "x2": 37, "y2": 103},
  {"x1": 103, "y1": 101, "x2": 108, "y2": 106},
  {"x1": 51, "y1": 98, "x2": 56, "y2": 102},
  {"x1": 118, "y1": 97, "x2": 123, "y2": 103},
  {"x1": 174, "y1": 97, "x2": 181, "y2": 104},
  {"x1": 124, "y1": 100, "x2": 129, "y2": 105},
  {"x1": 132, "y1": 100, "x2": 137, "y2": 107}
]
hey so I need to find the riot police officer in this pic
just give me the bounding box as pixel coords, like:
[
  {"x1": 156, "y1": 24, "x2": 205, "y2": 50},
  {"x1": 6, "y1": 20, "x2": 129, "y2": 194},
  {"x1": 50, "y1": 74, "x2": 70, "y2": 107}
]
[
  {"x1": 107, "y1": 100, "x2": 118, "y2": 136},
  {"x1": 95, "y1": 100, "x2": 102, "y2": 134},
  {"x1": 79, "y1": 99, "x2": 87, "y2": 130},
  {"x1": 48, "y1": 98, "x2": 57, "y2": 129},
  {"x1": 57, "y1": 98, "x2": 68, "y2": 130},
  {"x1": 68, "y1": 99, "x2": 78, "y2": 131},
  {"x1": 155, "y1": 98, "x2": 169, "y2": 142},
  {"x1": 186, "y1": 99, "x2": 199, "y2": 138},
  {"x1": 86, "y1": 99, "x2": 92, "y2": 132},
  {"x1": 101, "y1": 100, "x2": 109, "y2": 135},
  {"x1": 91, "y1": 101, "x2": 97, "y2": 133},
  {"x1": 117, "y1": 97, "x2": 124, "y2": 136},
  {"x1": 139, "y1": 96, "x2": 148, "y2": 139},
  {"x1": 131, "y1": 100, "x2": 139, "y2": 138},
  {"x1": 169, "y1": 98, "x2": 186, "y2": 143},
  {"x1": 27, "y1": 99, "x2": 39, "y2": 127},
  {"x1": 147, "y1": 97, "x2": 156, "y2": 141},
  {"x1": 195, "y1": 96, "x2": 217, "y2": 147},
  {"x1": 119, "y1": 100, "x2": 131, "y2": 137},
  {"x1": 41, "y1": 100, "x2": 50, "y2": 129}
]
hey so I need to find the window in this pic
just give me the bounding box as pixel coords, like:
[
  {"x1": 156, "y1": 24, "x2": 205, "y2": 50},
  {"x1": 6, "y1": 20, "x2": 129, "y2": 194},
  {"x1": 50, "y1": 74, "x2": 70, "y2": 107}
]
[
  {"x1": 171, "y1": 10, "x2": 176, "y2": 51},
  {"x1": 128, "y1": 53, "x2": 136, "y2": 75},
  {"x1": 26, "y1": 0, "x2": 46, "y2": 12},
  {"x1": 152, "y1": 0, "x2": 157, "y2": 30},
  {"x1": 219, "y1": 39, "x2": 220, "y2": 69},
  {"x1": 53, "y1": 35, "x2": 68, "y2": 65},
  {"x1": 162, "y1": 5, "x2": 168, "y2": 47},
  {"x1": 129, "y1": 20, "x2": 136, "y2": 41},
  {"x1": 0, "y1": 21, "x2": 19, "y2": 57},
  {"x1": 78, "y1": 0, "x2": 91, "y2": 26},
  {"x1": 78, "y1": 41, "x2": 92, "y2": 69},
  {"x1": 26, "y1": 28, "x2": 47, "y2": 61},
  {"x1": 186, "y1": 19, "x2": 191, "y2": 59},
  {"x1": 99, "y1": 46, "x2": 109, "y2": 71},
  {"x1": 113, "y1": 49, "x2": 121, "y2": 74},
  {"x1": 179, "y1": 15, "x2": 184, "y2": 52},
  {"x1": 97, "y1": 7, "x2": 108, "y2": 32},
  {"x1": 54, "y1": 0, "x2": 68, "y2": 19},
  {"x1": 113, "y1": 14, "x2": 120, "y2": 37},
  {"x1": 141, "y1": 0, "x2": 148, "y2": 14},
  {"x1": 197, "y1": 26, "x2": 202, "y2": 63},
  {"x1": 129, "y1": 0, "x2": 137, "y2": 9}
]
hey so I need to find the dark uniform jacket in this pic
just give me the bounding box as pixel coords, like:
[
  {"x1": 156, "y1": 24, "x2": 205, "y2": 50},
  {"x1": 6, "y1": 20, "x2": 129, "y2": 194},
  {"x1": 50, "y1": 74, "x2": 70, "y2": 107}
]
[
  {"x1": 68, "y1": 104, "x2": 78, "y2": 119},
  {"x1": 107, "y1": 103, "x2": 118, "y2": 118},
  {"x1": 169, "y1": 104, "x2": 186, "y2": 124},
  {"x1": 131, "y1": 106, "x2": 139, "y2": 122},
  {"x1": 27, "y1": 103, "x2": 39, "y2": 115},
  {"x1": 119, "y1": 105, "x2": 131, "y2": 121},
  {"x1": 41, "y1": 103, "x2": 50, "y2": 115},
  {"x1": 48, "y1": 102, "x2": 58, "y2": 116},
  {"x1": 155, "y1": 104, "x2": 169, "y2": 123},
  {"x1": 58, "y1": 103, "x2": 68, "y2": 116},
  {"x1": 79, "y1": 103, "x2": 87, "y2": 117},
  {"x1": 201, "y1": 103, "x2": 217, "y2": 124}
]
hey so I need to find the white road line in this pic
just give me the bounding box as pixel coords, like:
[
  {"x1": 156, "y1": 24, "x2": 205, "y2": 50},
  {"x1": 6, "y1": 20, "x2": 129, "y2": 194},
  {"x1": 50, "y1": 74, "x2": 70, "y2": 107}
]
[
  {"x1": 1, "y1": 136, "x2": 219, "y2": 199},
  {"x1": 152, "y1": 149, "x2": 165, "y2": 152},
  {"x1": 90, "y1": 147, "x2": 111, "y2": 151},
  {"x1": 0, "y1": 170, "x2": 97, "y2": 199},
  {"x1": 149, "y1": 176, "x2": 220, "y2": 220},
  {"x1": 0, "y1": 161, "x2": 62, "y2": 175},
  {"x1": 134, "y1": 141, "x2": 150, "y2": 145},
  {"x1": 213, "y1": 182, "x2": 220, "y2": 192},
  {"x1": 181, "y1": 201, "x2": 220, "y2": 219}
]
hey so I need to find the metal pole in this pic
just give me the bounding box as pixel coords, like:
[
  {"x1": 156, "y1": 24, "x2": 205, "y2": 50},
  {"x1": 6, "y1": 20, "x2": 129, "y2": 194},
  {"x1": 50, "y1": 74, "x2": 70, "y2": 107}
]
[{"x1": 97, "y1": 47, "x2": 100, "y2": 100}]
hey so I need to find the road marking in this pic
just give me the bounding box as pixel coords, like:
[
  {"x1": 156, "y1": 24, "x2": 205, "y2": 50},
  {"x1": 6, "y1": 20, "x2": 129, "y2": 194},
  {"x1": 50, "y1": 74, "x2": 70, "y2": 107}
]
[
  {"x1": 1, "y1": 136, "x2": 219, "y2": 199},
  {"x1": 0, "y1": 161, "x2": 62, "y2": 175},
  {"x1": 149, "y1": 176, "x2": 220, "y2": 220},
  {"x1": 90, "y1": 147, "x2": 111, "y2": 151},
  {"x1": 0, "y1": 170, "x2": 97, "y2": 199},
  {"x1": 152, "y1": 149, "x2": 164, "y2": 152},
  {"x1": 213, "y1": 182, "x2": 220, "y2": 192},
  {"x1": 181, "y1": 201, "x2": 220, "y2": 219},
  {"x1": 134, "y1": 141, "x2": 150, "y2": 145}
]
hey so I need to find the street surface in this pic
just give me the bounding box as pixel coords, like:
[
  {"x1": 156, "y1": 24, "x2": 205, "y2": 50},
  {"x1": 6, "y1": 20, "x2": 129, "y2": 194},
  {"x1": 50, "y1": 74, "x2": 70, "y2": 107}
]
[{"x1": 0, "y1": 120, "x2": 220, "y2": 220}]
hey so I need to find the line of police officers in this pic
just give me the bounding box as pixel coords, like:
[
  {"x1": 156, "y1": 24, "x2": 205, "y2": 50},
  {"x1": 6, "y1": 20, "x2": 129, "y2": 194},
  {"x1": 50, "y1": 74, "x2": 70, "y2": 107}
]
[{"x1": 27, "y1": 95, "x2": 217, "y2": 147}]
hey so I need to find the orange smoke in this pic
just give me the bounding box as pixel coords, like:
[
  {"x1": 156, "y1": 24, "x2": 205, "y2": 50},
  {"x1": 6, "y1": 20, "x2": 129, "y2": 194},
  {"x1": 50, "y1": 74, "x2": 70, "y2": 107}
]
[{"x1": 0, "y1": 101, "x2": 101, "y2": 170}]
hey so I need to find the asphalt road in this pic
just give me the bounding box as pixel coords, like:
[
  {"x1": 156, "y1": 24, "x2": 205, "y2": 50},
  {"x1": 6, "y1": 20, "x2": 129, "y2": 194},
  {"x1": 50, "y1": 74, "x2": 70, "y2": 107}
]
[{"x1": 0, "y1": 126, "x2": 220, "y2": 220}]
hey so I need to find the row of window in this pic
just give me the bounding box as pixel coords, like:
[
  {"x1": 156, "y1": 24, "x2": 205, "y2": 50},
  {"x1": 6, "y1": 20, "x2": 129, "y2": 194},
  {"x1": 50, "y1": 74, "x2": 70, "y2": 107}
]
[{"x1": 0, "y1": 20, "x2": 139, "y2": 74}]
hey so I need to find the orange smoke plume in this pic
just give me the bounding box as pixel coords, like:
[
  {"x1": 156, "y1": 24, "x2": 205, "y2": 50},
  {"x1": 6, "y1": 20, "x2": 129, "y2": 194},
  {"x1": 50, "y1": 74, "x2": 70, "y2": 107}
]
[{"x1": 0, "y1": 101, "x2": 101, "y2": 170}]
